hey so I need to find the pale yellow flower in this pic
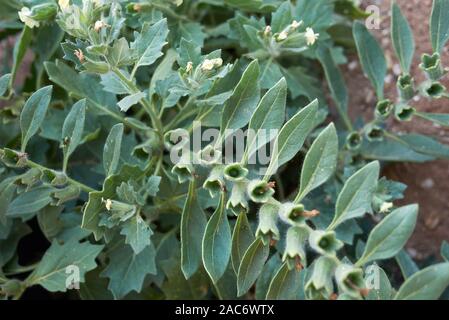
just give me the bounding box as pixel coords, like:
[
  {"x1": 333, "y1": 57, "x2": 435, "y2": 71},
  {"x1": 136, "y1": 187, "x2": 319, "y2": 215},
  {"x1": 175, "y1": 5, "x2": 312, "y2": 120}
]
[
  {"x1": 201, "y1": 59, "x2": 215, "y2": 71},
  {"x1": 186, "y1": 61, "x2": 193, "y2": 73},
  {"x1": 277, "y1": 30, "x2": 288, "y2": 41},
  {"x1": 264, "y1": 25, "x2": 272, "y2": 36},
  {"x1": 94, "y1": 20, "x2": 106, "y2": 32},
  {"x1": 105, "y1": 199, "x2": 113, "y2": 211},
  {"x1": 212, "y1": 58, "x2": 223, "y2": 68},
  {"x1": 290, "y1": 20, "x2": 302, "y2": 30},
  {"x1": 380, "y1": 202, "x2": 393, "y2": 213},
  {"x1": 58, "y1": 0, "x2": 70, "y2": 11},
  {"x1": 18, "y1": 7, "x2": 40, "y2": 28},
  {"x1": 305, "y1": 27, "x2": 319, "y2": 46}
]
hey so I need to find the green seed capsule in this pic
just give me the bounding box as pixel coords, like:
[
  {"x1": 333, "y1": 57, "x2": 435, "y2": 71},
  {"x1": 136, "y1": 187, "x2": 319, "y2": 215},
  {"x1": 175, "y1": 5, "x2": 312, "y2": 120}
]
[
  {"x1": 420, "y1": 53, "x2": 446, "y2": 81},
  {"x1": 397, "y1": 74, "x2": 415, "y2": 101}
]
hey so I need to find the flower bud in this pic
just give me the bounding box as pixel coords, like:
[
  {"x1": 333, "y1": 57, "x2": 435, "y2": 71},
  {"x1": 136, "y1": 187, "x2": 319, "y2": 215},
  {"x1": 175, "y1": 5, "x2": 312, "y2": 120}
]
[
  {"x1": 374, "y1": 99, "x2": 393, "y2": 120},
  {"x1": 226, "y1": 181, "x2": 249, "y2": 215},
  {"x1": 18, "y1": 167, "x2": 42, "y2": 190},
  {"x1": 223, "y1": 163, "x2": 248, "y2": 182},
  {"x1": 256, "y1": 203, "x2": 280, "y2": 245},
  {"x1": 394, "y1": 103, "x2": 416, "y2": 121},
  {"x1": 201, "y1": 59, "x2": 215, "y2": 71},
  {"x1": 0, "y1": 148, "x2": 27, "y2": 168},
  {"x1": 379, "y1": 201, "x2": 393, "y2": 213},
  {"x1": 19, "y1": 3, "x2": 58, "y2": 28},
  {"x1": 345, "y1": 132, "x2": 362, "y2": 151},
  {"x1": 41, "y1": 169, "x2": 68, "y2": 186},
  {"x1": 397, "y1": 75, "x2": 415, "y2": 101},
  {"x1": 275, "y1": 31, "x2": 288, "y2": 41},
  {"x1": 420, "y1": 53, "x2": 446, "y2": 80},
  {"x1": 263, "y1": 25, "x2": 272, "y2": 37},
  {"x1": 309, "y1": 230, "x2": 343, "y2": 256},
  {"x1": 51, "y1": 185, "x2": 81, "y2": 206},
  {"x1": 247, "y1": 179, "x2": 275, "y2": 203},
  {"x1": 203, "y1": 165, "x2": 225, "y2": 197},
  {"x1": 102, "y1": 198, "x2": 137, "y2": 222},
  {"x1": 94, "y1": 20, "x2": 107, "y2": 32},
  {"x1": 290, "y1": 20, "x2": 302, "y2": 30},
  {"x1": 335, "y1": 264, "x2": 367, "y2": 299},
  {"x1": 282, "y1": 225, "x2": 309, "y2": 269}
]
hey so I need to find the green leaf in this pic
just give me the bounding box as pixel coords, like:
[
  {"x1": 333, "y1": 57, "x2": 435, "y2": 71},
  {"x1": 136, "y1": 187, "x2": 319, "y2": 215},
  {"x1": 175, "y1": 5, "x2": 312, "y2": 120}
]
[
  {"x1": 391, "y1": 2, "x2": 415, "y2": 73},
  {"x1": 361, "y1": 137, "x2": 434, "y2": 163},
  {"x1": 0, "y1": 74, "x2": 11, "y2": 97},
  {"x1": 353, "y1": 21, "x2": 386, "y2": 98},
  {"x1": 101, "y1": 243, "x2": 156, "y2": 299},
  {"x1": 220, "y1": 60, "x2": 260, "y2": 133},
  {"x1": 397, "y1": 133, "x2": 449, "y2": 160},
  {"x1": 225, "y1": 0, "x2": 279, "y2": 13},
  {"x1": 27, "y1": 239, "x2": 103, "y2": 292},
  {"x1": 357, "y1": 205, "x2": 418, "y2": 266},
  {"x1": 202, "y1": 193, "x2": 231, "y2": 284},
  {"x1": 395, "y1": 249, "x2": 419, "y2": 279},
  {"x1": 395, "y1": 263, "x2": 449, "y2": 300},
  {"x1": 296, "y1": 123, "x2": 338, "y2": 202},
  {"x1": 317, "y1": 46, "x2": 348, "y2": 114},
  {"x1": 7, "y1": 186, "x2": 54, "y2": 218},
  {"x1": 181, "y1": 180, "x2": 207, "y2": 279},
  {"x1": 265, "y1": 262, "x2": 302, "y2": 300},
  {"x1": 271, "y1": 2, "x2": 293, "y2": 33},
  {"x1": 265, "y1": 99, "x2": 318, "y2": 178},
  {"x1": 117, "y1": 92, "x2": 145, "y2": 112},
  {"x1": 231, "y1": 212, "x2": 255, "y2": 274},
  {"x1": 366, "y1": 265, "x2": 393, "y2": 300},
  {"x1": 416, "y1": 112, "x2": 449, "y2": 127},
  {"x1": 0, "y1": 222, "x2": 31, "y2": 267},
  {"x1": 237, "y1": 237, "x2": 269, "y2": 296},
  {"x1": 295, "y1": 0, "x2": 334, "y2": 30},
  {"x1": 20, "y1": 85, "x2": 53, "y2": 152},
  {"x1": 103, "y1": 123, "x2": 124, "y2": 177},
  {"x1": 120, "y1": 215, "x2": 153, "y2": 255},
  {"x1": 245, "y1": 77, "x2": 287, "y2": 162},
  {"x1": 61, "y1": 99, "x2": 86, "y2": 169},
  {"x1": 11, "y1": 26, "x2": 32, "y2": 87},
  {"x1": 131, "y1": 19, "x2": 169, "y2": 70},
  {"x1": 255, "y1": 254, "x2": 282, "y2": 300},
  {"x1": 430, "y1": 0, "x2": 449, "y2": 53},
  {"x1": 109, "y1": 38, "x2": 135, "y2": 68},
  {"x1": 178, "y1": 39, "x2": 202, "y2": 68},
  {"x1": 79, "y1": 269, "x2": 114, "y2": 300},
  {"x1": 45, "y1": 60, "x2": 118, "y2": 112},
  {"x1": 82, "y1": 165, "x2": 143, "y2": 240},
  {"x1": 0, "y1": 178, "x2": 17, "y2": 225},
  {"x1": 328, "y1": 161, "x2": 380, "y2": 229}
]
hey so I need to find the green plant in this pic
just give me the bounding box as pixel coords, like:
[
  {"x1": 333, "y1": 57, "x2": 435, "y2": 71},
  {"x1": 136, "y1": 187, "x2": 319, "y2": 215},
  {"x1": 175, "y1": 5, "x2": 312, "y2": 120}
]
[{"x1": 0, "y1": 0, "x2": 449, "y2": 300}]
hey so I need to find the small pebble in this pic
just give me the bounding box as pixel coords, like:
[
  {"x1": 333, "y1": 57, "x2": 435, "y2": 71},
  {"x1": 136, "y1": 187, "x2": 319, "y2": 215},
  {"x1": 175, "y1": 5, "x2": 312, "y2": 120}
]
[{"x1": 421, "y1": 178, "x2": 435, "y2": 189}]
